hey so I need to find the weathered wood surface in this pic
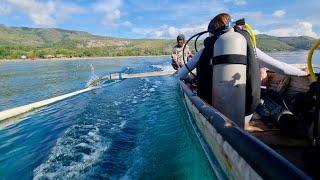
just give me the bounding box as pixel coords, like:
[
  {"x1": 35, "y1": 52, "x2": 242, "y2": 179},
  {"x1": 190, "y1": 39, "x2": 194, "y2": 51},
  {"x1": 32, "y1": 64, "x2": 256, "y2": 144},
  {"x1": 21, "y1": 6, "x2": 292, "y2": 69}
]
[{"x1": 266, "y1": 71, "x2": 311, "y2": 93}]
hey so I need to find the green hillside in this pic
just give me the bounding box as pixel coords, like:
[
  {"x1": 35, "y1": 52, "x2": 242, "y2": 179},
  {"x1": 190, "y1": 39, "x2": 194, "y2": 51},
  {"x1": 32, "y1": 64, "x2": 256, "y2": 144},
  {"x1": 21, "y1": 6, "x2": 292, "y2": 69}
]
[
  {"x1": 0, "y1": 24, "x2": 317, "y2": 59},
  {"x1": 256, "y1": 34, "x2": 316, "y2": 51}
]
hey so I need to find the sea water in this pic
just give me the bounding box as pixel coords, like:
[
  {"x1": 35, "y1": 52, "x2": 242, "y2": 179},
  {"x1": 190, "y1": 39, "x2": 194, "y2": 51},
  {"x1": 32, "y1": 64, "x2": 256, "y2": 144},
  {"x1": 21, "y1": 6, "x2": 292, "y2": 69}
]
[
  {"x1": 0, "y1": 56, "x2": 216, "y2": 179},
  {"x1": 0, "y1": 51, "x2": 319, "y2": 179}
]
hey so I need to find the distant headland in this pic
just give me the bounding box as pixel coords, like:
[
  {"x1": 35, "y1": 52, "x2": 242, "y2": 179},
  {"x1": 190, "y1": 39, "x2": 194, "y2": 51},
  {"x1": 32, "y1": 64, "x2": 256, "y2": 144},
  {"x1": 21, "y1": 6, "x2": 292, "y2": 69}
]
[{"x1": 0, "y1": 24, "x2": 317, "y2": 60}]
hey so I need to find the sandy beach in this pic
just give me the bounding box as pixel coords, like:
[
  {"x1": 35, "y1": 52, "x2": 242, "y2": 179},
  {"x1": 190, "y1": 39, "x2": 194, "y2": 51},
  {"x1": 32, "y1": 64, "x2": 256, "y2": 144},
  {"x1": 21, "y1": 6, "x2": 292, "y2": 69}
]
[{"x1": 0, "y1": 54, "x2": 171, "y2": 62}]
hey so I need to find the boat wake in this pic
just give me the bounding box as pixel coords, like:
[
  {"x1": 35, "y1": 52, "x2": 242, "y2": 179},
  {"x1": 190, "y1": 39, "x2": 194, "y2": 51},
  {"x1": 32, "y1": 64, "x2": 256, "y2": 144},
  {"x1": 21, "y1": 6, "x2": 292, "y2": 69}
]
[
  {"x1": 33, "y1": 123, "x2": 108, "y2": 179},
  {"x1": 33, "y1": 78, "x2": 159, "y2": 179}
]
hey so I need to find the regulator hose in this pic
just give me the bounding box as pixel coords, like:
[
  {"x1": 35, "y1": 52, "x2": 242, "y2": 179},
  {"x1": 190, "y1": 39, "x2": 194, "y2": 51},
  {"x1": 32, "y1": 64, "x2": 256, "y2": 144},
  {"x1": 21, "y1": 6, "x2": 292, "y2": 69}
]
[
  {"x1": 244, "y1": 23, "x2": 257, "y2": 48},
  {"x1": 182, "y1": 21, "x2": 257, "y2": 77},
  {"x1": 182, "y1": 30, "x2": 211, "y2": 77},
  {"x1": 307, "y1": 39, "x2": 320, "y2": 82}
]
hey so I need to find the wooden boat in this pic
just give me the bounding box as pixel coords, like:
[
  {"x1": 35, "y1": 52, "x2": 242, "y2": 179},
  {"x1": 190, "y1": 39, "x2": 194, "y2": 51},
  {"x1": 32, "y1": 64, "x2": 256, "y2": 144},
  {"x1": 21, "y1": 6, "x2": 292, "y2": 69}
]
[{"x1": 179, "y1": 72, "x2": 316, "y2": 179}]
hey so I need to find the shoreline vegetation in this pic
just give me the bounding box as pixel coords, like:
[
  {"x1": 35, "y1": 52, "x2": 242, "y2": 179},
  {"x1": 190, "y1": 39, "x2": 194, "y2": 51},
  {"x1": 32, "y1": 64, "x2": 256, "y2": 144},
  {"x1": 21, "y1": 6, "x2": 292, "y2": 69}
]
[
  {"x1": 0, "y1": 54, "x2": 170, "y2": 61},
  {"x1": 0, "y1": 24, "x2": 317, "y2": 60}
]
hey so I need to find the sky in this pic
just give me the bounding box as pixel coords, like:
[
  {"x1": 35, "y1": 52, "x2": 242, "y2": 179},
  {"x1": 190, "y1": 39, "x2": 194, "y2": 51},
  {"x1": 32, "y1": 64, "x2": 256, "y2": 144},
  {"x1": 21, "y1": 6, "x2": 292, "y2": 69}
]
[{"x1": 0, "y1": 0, "x2": 319, "y2": 39}]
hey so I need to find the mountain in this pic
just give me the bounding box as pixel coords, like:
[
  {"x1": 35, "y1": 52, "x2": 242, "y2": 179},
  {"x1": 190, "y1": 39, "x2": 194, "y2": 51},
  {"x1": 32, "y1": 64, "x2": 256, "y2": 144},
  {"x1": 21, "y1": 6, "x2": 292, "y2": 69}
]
[
  {"x1": 0, "y1": 24, "x2": 317, "y2": 59},
  {"x1": 256, "y1": 34, "x2": 316, "y2": 51},
  {"x1": 0, "y1": 24, "x2": 129, "y2": 47}
]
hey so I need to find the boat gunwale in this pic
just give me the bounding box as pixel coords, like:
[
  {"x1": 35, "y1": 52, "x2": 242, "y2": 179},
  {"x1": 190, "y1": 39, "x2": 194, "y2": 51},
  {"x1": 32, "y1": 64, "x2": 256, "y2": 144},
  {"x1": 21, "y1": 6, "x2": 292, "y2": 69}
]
[{"x1": 180, "y1": 80, "x2": 310, "y2": 180}]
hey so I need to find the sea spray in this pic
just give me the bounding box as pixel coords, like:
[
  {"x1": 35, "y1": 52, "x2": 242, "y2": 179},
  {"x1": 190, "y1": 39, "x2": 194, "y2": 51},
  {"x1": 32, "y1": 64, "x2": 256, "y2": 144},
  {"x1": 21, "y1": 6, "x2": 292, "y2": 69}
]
[{"x1": 86, "y1": 64, "x2": 101, "y2": 87}]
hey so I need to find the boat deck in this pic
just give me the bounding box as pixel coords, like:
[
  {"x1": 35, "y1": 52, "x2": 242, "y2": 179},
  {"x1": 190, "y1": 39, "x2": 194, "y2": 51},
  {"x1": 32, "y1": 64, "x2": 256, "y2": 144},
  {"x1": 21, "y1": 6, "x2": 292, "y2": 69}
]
[
  {"x1": 183, "y1": 80, "x2": 318, "y2": 178},
  {"x1": 245, "y1": 117, "x2": 312, "y2": 170}
]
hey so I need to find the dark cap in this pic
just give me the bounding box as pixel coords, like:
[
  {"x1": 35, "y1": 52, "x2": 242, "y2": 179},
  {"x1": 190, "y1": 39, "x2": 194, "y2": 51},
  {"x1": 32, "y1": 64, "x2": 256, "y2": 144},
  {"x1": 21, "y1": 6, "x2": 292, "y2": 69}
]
[
  {"x1": 235, "y1": 18, "x2": 245, "y2": 26},
  {"x1": 177, "y1": 34, "x2": 185, "y2": 41}
]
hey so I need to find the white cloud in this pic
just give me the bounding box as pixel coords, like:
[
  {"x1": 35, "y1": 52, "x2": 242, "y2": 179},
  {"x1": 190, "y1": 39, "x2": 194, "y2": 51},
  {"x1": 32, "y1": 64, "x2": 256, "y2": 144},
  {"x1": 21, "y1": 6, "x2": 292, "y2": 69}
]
[
  {"x1": 272, "y1": 10, "x2": 286, "y2": 18},
  {"x1": 253, "y1": 29, "x2": 262, "y2": 35},
  {"x1": 0, "y1": 2, "x2": 11, "y2": 14},
  {"x1": 232, "y1": 10, "x2": 318, "y2": 38},
  {"x1": 93, "y1": 0, "x2": 121, "y2": 12},
  {"x1": 102, "y1": 9, "x2": 121, "y2": 26},
  {"x1": 122, "y1": 21, "x2": 132, "y2": 27},
  {"x1": 234, "y1": 11, "x2": 276, "y2": 26},
  {"x1": 5, "y1": 0, "x2": 84, "y2": 26},
  {"x1": 93, "y1": 0, "x2": 122, "y2": 27},
  {"x1": 264, "y1": 21, "x2": 318, "y2": 38},
  {"x1": 224, "y1": 0, "x2": 247, "y2": 5},
  {"x1": 132, "y1": 23, "x2": 207, "y2": 39}
]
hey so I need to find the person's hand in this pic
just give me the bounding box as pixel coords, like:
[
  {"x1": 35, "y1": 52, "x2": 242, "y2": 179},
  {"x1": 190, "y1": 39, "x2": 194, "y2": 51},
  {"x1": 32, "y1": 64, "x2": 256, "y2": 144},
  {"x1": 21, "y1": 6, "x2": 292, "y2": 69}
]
[
  {"x1": 171, "y1": 61, "x2": 179, "y2": 70},
  {"x1": 260, "y1": 68, "x2": 268, "y2": 86}
]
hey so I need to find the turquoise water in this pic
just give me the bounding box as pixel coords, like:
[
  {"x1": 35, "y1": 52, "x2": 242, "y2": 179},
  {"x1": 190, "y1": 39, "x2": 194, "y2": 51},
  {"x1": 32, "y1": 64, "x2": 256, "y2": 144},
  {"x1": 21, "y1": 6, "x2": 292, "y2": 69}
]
[
  {"x1": 0, "y1": 56, "x2": 217, "y2": 179},
  {"x1": 0, "y1": 51, "x2": 319, "y2": 179}
]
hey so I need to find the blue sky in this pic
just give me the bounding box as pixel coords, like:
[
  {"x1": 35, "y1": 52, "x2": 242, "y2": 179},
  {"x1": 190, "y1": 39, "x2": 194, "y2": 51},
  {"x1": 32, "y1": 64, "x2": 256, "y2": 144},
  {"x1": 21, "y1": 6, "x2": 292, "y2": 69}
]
[{"x1": 0, "y1": 0, "x2": 319, "y2": 39}]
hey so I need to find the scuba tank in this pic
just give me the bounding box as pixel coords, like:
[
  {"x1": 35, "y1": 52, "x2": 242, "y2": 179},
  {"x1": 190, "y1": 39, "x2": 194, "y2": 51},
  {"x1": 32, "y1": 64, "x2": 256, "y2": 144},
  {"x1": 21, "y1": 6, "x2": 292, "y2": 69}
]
[
  {"x1": 181, "y1": 18, "x2": 260, "y2": 128},
  {"x1": 212, "y1": 28, "x2": 247, "y2": 127}
]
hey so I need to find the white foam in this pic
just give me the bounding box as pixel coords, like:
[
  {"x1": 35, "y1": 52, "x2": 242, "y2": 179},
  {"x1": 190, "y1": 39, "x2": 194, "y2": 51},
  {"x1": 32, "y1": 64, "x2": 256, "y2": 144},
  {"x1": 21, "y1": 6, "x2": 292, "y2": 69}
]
[
  {"x1": 150, "y1": 64, "x2": 173, "y2": 72},
  {"x1": 148, "y1": 88, "x2": 155, "y2": 92},
  {"x1": 143, "y1": 93, "x2": 150, "y2": 97},
  {"x1": 154, "y1": 80, "x2": 162, "y2": 85},
  {"x1": 119, "y1": 121, "x2": 126, "y2": 128},
  {"x1": 75, "y1": 143, "x2": 90, "y2": 148},
  {"x1": 113, "y1": 101, "x2": 121, "y2": 106},
  {"x1": 33, "y1": 125, "x2": 109, "y2": 179}
]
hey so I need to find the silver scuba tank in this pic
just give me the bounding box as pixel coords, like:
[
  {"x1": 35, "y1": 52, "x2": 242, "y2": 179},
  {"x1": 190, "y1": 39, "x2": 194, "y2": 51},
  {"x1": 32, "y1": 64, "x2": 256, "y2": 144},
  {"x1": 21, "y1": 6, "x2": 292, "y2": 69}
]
[{"x1": 212, "y1": 28, "x2": 247, "y2": 128}]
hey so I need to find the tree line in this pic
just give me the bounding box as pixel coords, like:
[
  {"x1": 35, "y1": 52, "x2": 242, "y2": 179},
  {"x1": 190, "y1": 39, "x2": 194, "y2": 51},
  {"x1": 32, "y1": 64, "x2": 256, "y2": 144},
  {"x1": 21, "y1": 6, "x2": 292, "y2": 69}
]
[{"x1": 0, "y1": 46, "x2": 172, "y2": 59}]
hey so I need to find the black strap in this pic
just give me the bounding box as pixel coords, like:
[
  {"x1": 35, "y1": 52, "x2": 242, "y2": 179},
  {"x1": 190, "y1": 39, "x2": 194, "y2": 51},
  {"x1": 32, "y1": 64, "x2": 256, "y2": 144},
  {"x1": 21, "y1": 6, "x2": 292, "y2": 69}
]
[{"x1": 212, "y1": 54, "x2": 247, "y2": 66}]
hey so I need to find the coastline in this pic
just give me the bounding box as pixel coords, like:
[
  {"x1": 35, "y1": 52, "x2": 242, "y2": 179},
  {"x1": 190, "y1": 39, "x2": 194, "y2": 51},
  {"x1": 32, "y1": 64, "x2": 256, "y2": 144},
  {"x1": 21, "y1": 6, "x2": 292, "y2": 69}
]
[{"x1": 0, "y1": 54, "x2": 171, "y2": 62}]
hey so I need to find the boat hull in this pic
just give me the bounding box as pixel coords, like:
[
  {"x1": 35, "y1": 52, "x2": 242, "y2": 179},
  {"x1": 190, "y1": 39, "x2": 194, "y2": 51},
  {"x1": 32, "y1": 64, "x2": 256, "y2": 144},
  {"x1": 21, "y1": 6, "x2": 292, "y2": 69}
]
[{"x1": 180, "y1": 80, "x2": 309, "y2": 180}]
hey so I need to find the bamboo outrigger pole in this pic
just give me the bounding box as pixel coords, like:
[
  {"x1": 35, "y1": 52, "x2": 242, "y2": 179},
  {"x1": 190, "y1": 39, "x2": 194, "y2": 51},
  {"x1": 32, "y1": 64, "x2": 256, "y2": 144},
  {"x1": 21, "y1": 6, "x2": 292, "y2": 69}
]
[{"x1": 0, "y1": 70, "x2": 175, "y2": 129}]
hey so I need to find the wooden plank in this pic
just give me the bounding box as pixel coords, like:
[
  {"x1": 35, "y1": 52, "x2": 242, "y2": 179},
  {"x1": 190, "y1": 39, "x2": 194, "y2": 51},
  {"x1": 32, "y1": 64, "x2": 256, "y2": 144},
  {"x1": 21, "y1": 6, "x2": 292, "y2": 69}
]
[{"x1": 266, "y1": 71, "x2": 311, "y2": 93}]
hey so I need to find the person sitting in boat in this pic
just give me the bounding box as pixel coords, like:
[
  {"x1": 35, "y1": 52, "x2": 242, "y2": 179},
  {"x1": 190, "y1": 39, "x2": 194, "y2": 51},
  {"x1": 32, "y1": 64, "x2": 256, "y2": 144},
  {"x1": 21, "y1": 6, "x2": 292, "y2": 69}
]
[
  {"x1": 171, "y1": 34, "x2": 193, "y2": 70},
  {"x1": 178, "y1": 13, "x2": 261, "y2": 127},
  {"x1": 178, "y1": 13, "x2": 259, "y2": 100}
]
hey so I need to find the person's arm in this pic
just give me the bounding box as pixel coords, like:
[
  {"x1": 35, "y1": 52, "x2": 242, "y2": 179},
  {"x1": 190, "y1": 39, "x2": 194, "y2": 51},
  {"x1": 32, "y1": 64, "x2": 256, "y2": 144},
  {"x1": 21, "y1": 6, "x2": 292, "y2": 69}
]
[
  {"x1": 171, "y1": 48, "x2": 176, "y2": 61},
  {"x1": 186, "y1": 46, "x2": 193, "y2": 58},
  {"x1": 256, "y1": 48, "x2": 306, "y2": 76},
  {"x1": 171, "y1": 47, "x2": 179, "y2": 70},
  {"x1": 177, "y1": 49, "x2": 203, "y2": 79}
]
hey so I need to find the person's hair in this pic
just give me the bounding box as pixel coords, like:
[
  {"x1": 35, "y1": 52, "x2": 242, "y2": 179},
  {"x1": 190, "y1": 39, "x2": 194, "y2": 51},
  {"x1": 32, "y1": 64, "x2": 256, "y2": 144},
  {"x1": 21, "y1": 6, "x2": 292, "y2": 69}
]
[
  {"x1": 208, "y1": 13, "x2": 231, "y2": 31},
  {"x1": 177, "y1": 34, "x2": 185, "y2": 41}
]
